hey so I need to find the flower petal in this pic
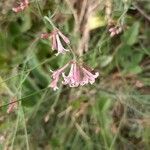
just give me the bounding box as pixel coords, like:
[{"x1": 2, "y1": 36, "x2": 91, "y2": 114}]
[
  {"x1": 58, "y1": 31, "x2": 70, "y2": 44},
  {"x1": 51, "y1": 34, "x2": 57, "y2": 50},
  {"x1": 49, "y1": 78, "x2": 59, "y2": 91},
  {"x1": 56, "y1": 34, "x2": 68, "y2": 55}
]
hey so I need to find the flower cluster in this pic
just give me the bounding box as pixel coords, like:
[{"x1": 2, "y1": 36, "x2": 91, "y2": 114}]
[
  {"x1": 12, "y1": 0, "x2": 29, "y2": 13},
  {"x1": 108, "y1": 26, "x2": 122, "y2": 37},
  {"x1": 49, "y1": 61, "x2": 99, "y2": 91},
  {"x1": 12, "y1": 1, "x2": 99, "y2": 91},
  {"x1": 41, "y1": 29, "x2": 70, "y2": 56}
]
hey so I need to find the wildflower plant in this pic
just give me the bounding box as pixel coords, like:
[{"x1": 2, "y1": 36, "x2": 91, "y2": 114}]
[
  {"x1": 39, "y1": 14, "x2": 99, "y2": 90},
  {"x1": 49, "y1": 61, "x2": 99, "y2": 90},
  {"x1": 0, "y1": 0, "x2": 149, "y2": 150},
  {"x1": 41, "y1": 29, "x2": 70, "y2": 56}
]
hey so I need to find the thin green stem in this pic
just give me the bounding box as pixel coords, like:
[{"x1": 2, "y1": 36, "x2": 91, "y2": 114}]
[
  {"x1": 44, "y1": 16, "x2": 56, "y2": 29},
  {"x1": 68, "y1": 44, "x2": 77, "y2": 60},
  {"x1": 21, "y1": 106, "x2": 30, "y2": 150},
  {"x1": 0, "y1": 56, "x2": 55, "y2": 87},
  {"x1": 10, "y1": 110, "x2": 20, "y2": 150}
]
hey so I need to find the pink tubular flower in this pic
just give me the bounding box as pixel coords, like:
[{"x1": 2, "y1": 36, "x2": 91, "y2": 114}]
[
  {"x1": 49, "y1": 63, "x2": 69, "y2": 90},
  {"x1": 80, "y1": 67, "x2": 99, "y2": 85},
  {"x1": 62, "y1": 62, "x2": 81, "y2": 87},
  {"x1": 49, "y1": 61, "x2": 99, "y2": 90},
  {"x1": 63, "y1": 61, "x2": 99, "y2": 87},
  {"x1": 40, "y1": 29, "x2": 70, "y2": 56},
  {"x1": 12, "y1": 0, "x2": 29, "y2": 13}
]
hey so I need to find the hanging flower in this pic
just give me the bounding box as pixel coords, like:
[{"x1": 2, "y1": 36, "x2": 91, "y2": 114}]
[
  {"x1": 12, "y1": 0, "x2": 29, "y2": 13},
  {"x1": 62, "y1": 62, "x2": 81, "y2": 87},
  {"x1": 80, "y1": 65, "x2": 99, "y2": 86},
  {"x1": 49, "y1": 63, "x2": 69, "y2": 91},
  {"x1": 49, "y1": 61, "x2": 99, "y2": 90},
  {"x1": 41, "y1": 29, "x2": 70, "y2": 55}
]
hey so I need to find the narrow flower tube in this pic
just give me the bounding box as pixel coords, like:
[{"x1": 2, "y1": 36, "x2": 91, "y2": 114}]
[
  {"x1": 62, "y1": 62, "x2": 81, "y2": 87},
  {"x1": 49, "y1": 63, "x2": 69, "y2": 90},
  {"x1": 55, "y1": 34, "x2": 69, "y2": 55},
  {"x1": 41, "y1": 29, "x2": 70, "y2": 55},
  {"x1": 50, "y1": 29, "x2": 70, "y2": 55},
  {"x1": 81, "y1": 67, "x2": 99, "y2": 85},
  {"x1": 49, "y1": 76, "x2": 59, "y2": 91},
  {"x1": 58, "y1": 30, "x2": 70, "y2": 44}
]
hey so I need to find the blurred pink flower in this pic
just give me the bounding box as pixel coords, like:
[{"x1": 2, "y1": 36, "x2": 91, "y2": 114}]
[
  {"x1": 12, "y1": 0, "x2": 29, "y2": 13},
  {"x1": 49, "y1": 61, "x2": 99, "y2": 90},
  {"x1": 63, "y1": 61, "x2": 99, "y2": 87},
  {"x1": 108, "y1": 26, "x2": 122, "y2": 37},
  {"x1": 62, "y1": 62, "x2": 81, "y2": 87},
  {"x1": 7, "y1": 97, "x2": 18, "y2": 114},
  {"x1": 41, "y1": 29, "x2": 70, "y2": 55},
  {"x1": 80, "y1": 66, "x2": 99, "y2": 86}
]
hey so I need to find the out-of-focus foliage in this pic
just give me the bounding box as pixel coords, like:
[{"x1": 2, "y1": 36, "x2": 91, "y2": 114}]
[{"x1": 0, "y1": 0, "x2": 150, "y2": 150}]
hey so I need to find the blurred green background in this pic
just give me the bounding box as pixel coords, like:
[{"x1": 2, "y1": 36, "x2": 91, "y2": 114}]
[{"x1": 0, "y1": 0, "x2": 150, "y2": 149}]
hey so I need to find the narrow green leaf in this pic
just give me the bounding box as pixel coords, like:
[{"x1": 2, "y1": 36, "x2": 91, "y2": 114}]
[{"x1": 122, "y1": 22, "x2": 140, "y2": 46}]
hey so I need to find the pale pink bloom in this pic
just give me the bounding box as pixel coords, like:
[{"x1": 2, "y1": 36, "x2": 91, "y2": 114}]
[
  {"x1": 63, "y1": 62, "x2": 99, "y2": 87},
  {"x1": 109, "y1": 26, "x2": 122, "y2": 37},
  {"x1": 49, "y1": 63, "x2": 69, "y2": 90},
  {"x1": 62, "y1": 62, "x2": 81, "y2": 87},
  {"x1": 12, "y1": 0, "x2": 29, "y2": 13},
  {"x1": 57, "y1": 30, "x2": 70, "y2": 44},
  {"x1": 50, "y1": 29, "x2": 70, "y2": 55},
  {"x1": 49, "y1": 77, "x2": 59, "y2": 91},
  {"x1": 40, "y1": 29, "x2": 70, "y2": 55},
  {"x1": 80, "y1": 67, "x2": 99, "y2": 85},
  {"x1": 49, "y1": 61, "x2": 99, "y2": 90}
]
